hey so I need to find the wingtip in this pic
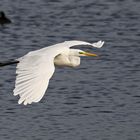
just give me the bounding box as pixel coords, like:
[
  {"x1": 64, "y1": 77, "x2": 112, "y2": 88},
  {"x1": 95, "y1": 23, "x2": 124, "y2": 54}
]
[
  {"x1": 18, "y1": 97, "x2": 24, "y2": 105},
  {"x1": 18, "y1": 97, "x2": 33, "y2": 105},
  {"x1": 18, "y1": 100, "x2": 28, "y2": 105},
  {"x1": 23, "y1": 101, "x2": 28, "y2": 105},
  {"x1": 92, "y1": 40, "x2": 105, "y2": 48}
]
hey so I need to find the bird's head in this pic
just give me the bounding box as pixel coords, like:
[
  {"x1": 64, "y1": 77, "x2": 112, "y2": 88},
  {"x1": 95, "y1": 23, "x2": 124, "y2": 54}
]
[
  {"x1": 70, "y1": 49, "x2": 98, "y2": 57},
  {"x1": 0, "y1": 11, "x2": 5, "y2": 18}
]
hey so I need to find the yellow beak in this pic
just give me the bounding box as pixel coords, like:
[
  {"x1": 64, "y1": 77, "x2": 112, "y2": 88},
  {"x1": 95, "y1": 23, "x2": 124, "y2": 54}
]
[{"x1": 83, "y1": 52, "x2": 98, "y2": 57}]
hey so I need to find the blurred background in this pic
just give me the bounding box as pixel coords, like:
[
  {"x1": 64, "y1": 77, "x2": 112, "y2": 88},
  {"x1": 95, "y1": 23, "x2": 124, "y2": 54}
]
[{"x1": 0, "y1": 0, "x2": 140, "y2": 139}]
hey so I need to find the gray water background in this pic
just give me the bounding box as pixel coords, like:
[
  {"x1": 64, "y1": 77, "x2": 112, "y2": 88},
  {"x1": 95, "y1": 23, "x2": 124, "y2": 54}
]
[{"x1": 0, "y1": 0, "x2": 140, "y2": 140}]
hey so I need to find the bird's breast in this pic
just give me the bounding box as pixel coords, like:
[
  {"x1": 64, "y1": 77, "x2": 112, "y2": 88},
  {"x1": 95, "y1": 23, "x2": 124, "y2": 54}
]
[
  {"x1": 54, "y1": 55, "x2": 69, "y2": 66},
  {"x1": 54, "y1": 54, "x2": 80, "y2": 67}
]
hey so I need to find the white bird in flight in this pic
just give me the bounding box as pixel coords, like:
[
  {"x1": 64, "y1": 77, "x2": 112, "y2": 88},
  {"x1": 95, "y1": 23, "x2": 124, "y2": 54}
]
[{"x1": 1, "y1": 40, "x2": 104, "y2": 105}]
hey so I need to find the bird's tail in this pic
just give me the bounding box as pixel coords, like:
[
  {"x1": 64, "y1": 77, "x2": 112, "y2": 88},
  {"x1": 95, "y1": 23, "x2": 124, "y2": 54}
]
[{"x1": 0, "y1": 59, "x2": 19, "y2": 67}]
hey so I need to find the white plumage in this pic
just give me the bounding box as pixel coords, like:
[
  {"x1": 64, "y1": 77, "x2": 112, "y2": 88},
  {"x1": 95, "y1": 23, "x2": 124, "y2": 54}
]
[{"x1": 13, "y1": 40, "x2": 104, "y2": 105}]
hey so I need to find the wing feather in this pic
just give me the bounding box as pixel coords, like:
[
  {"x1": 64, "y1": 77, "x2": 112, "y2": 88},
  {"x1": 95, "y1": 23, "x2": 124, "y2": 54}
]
[{"x1": 14, "y1": 52, "x2": 55, "y2": 105}]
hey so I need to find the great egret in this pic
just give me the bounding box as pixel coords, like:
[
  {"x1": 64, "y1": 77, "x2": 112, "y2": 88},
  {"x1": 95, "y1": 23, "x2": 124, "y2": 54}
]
[
  {"x1": 0, "y1": 11, "x2": 11, "y2": 25},
  {"x1": 1, "y1": 40, "x2": 104, "y2": 105}
]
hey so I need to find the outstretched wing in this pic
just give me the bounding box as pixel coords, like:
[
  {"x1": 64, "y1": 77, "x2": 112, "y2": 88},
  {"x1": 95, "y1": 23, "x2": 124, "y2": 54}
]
[
  {"x1": 14, "y1": 52, "x2": 56, "y2": 105},
  {"x1": 63, "y1": 40, "x2": 104, "y2": 48},
  {"x1": 37, "y1": 40, "x2": 104, "y2": 53}
]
